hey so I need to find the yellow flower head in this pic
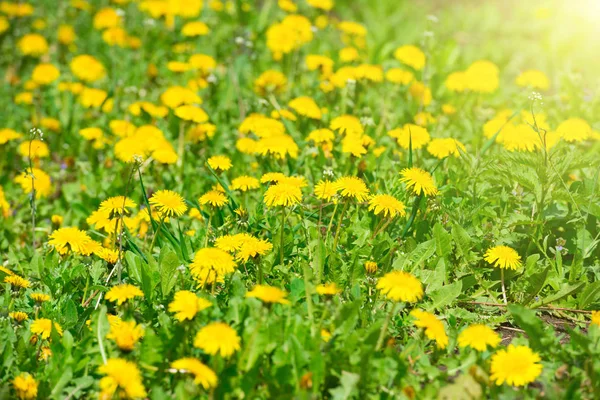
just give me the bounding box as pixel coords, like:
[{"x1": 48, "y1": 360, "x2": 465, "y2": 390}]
[
  {"x1": 99, "y1": 196, "x2": 137, "y2": 216},
  {"x1": 247, "y1": 284, "x2": 291, "y2": 304},
  {"x1": 107, "y1": 320, "x2": 144, "y2": 351},
  {"x1": 10, "y1": 311, "x2": 29, "y2": 323},
  {"x1": 13, "y1": 373, "x2": 38, "y2": 400},
  {"x1": 458, "y1": 324, "x2": 501, "y2": 352},
  {"x1": 484, "y1": 245, "x2": 522, "y2": 270},
  {"x1": 288, "y1": 96, "x2": 322, "y2": 119},
  {"x1": 490, "y1": 345, "x2": 543, "y2": 386},
  {"x1": 515, "y1": 70, "x2": 549, "y2": 91},
  {"x1": 364, "y1": 261, "x2": 378, "y2": 274},
  {"x1": 591, "y1": 311, "x2": 600, "y2": 327},
  {"x1": 264, "y1": 183, "x2": 302, "y2": 207},
  {"x1": 31, "y1": 318, "x2": 63, "y2": 339},
  {"x1": 48, "y1": 227, "x2": 95, "y2": 255},
  {"x1": 314, "y1": 180, "x2": 339, "y2": 201},
  {"x1": 394, "y1": 45, "x2": 426, "y2": 70},
  {"x1": 330, "y1": 115, "x2": 364, "y2": 136},
  {"x1": 4, "y1": 275, "x2": 31, "y2": 289},
  {"x1": 368, "y1": 194, "x2": 406, "y2": 218},
  {"x1": 556, "y1": 118, "x2": 592, "y2": 143},
  {"x1": 399, "y1": 167, "x2": 438, "y2": 196},
  {"x1": 194, "y1": 322, "x2": 241, "y2": 358},
  {"x1": 199, "y1": 190, "x2": 228, "y2": 208},
  {"x1": 377, "y1": 271, "x2": 423, "y2": 302},
  {"x1": 335, "y1": 176, "x2": 370, "y2": 202},
  {"x1": 168, "y1": 290, "x2": 212, "y2": 321},
  {"x1": 30, "y1": 293, "x2": 51, "y2": 303},
  {"x1": 207, "y1": 155, "x2": 232, "y2": 171},
  {"x1": 70, "y1": 55, "x2": 106, "y2": 82},
  {"x1": 171, "y1": 358, "x2": 218, "y2": 389},
  {"x1": 149, "y1": 190, "x2": 188, "y2": 217},
  {"x1": 254, "y1": 70, "x2": 287, "y2": 95},
  {"x1": 105, "y1": 284, "x2": 144, "y2": 305},
  {"x1": 32, "y1": 63, "x2": 60, "y2": 85},
  {"x1": 231, "y1": 176, "x2": 260, "y2": 192},
  {"x1": 190, "y1": 247, "x2": 237, "y2": 281},
  {"x1": 316, "y1": 282, "x2": 341, "y2": 296},
  {"x1": 427, "y1": 138, "x2": 466, "y2": 159},
  {"x1": 99, "y1": 358, "x2": 147, "y2": 399},
  {"x1": 410, "y1": 309, "x2": 448, "y2": 349},
  {"x1": 18, "y1": 33, "x2": 48, "y2": 56}
]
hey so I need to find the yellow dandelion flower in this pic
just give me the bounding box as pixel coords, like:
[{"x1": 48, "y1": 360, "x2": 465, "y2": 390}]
[
  {"x1": 105, "y1": 284, "x2": 144, "y2": 305},
  {"x1": 388, "y1": 124, "x2": 430, "y2": 150},
  {"x1": 190, "y1": 247, "x2": 237, "y2": 279},
  {"x1": 4, "y1": 275, "x2": 31, "y2": 289},
  {"x1": 368, "y1": 194, "x2": 406, "y2": 218},
  {"x1": 30, "y1": 293, "x2": 50, "y2": 303},
  {"x1": 335, "y1": 176, "x2": 370, "y2": 202},
  {"x1": 48, "y1": 227, "x2": 95, "y2": 255},
  {"x1": 591, "y1": 311, "x2": 600, "y2": 327},
  {"x1": 99, "y1": 196, "x2": 137, "y2": 216},
  {"x1": 330, "y1": 115, "x2": 363, "y2": 136},
  {"x1": 458, "y1": 324, "x2": 501, "y2": 352},
  {"x1": 31, "y1": 318, "x2": 63, "y2": 339},
  {"x1": 207, "y1": 155, "x2": 232, "y2": 171},
  {"x1": 246, "y1": 285, "x2": 290, "y2": 304},
  {"x1": 394, "y1": 45, "x2": 426, "y2": 70},
  {"x1": 288, "y1": 96, "x2": 322, "y2": 119},
  {"x1": 99, "y1": 358, "x2": 147, "y2": 399},
  {"x1": 149, "y1": 190, "x2": 188, "y2": 217},
  {"x1": 377, "y1": 271, "x2": 423, "y2": 302},
  {"x1": 515, "y1": 70, "x2": 549, "y2": 91},
  {"x1": 194, "y1": 322, "x2": 241, "y2": 358},
  {"x1": 316, "y1": 282, "x2": 341, "y2": 296},
  {"x1": 199, "y1": 190, "x2": 228, "y2": 208},
  {"x1": 70, "y1": 55, "x2": 106, "y2": 82},
  {"x1": 321, "y1": 328, "x2": 332, "y2": 342},
  {"x1": 107, "y1": 320, "x2": 144, "y2": 351},
  {"x1": 314, "y1": 180, "x2": 339, "y2": 201},
  {"x1": 12, "y1": 373, "x2": 38, "y2": 400},
  {"x1": 484, "y1": 245, "x2": 522, "y2": 270},
  {"x1": 14, "y1": 167, "x2": 52, "y2": 198},
  {"x1": 231, "y1": 176, "x2": 260, "y2": 192},
  {"x1": 10, "y1": 311, "x2": 29, "y2": 323},
  {"x1": 365, "y1": 261, "x2": 378, "y2": 274},
  {"x1": 168, "y1": 290, "x2": 212, "y2": 322},
  {"x1": 556, "y1": 118, "x2": 592, "y2": 143},
  {"x1": 171, "y1": 358, "x2": 218, "y2": 389},
  {"x1": 410, "y1": 309, "x2": 448, "y2": 349},
  {"x1": 490, "y1": 345, "x2": 543, "y2": 386},
  {"x1": 264, "y1": 183, "x2": 302, "y2": 207},
  {"x1": 427, "y1": 138, "x2": 466, "y2": 159},
  {"x1": 399, "y1": 167, "x2": 438, "y2": 196}
]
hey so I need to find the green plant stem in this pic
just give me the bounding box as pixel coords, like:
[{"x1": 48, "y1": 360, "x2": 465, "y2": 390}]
[
  {"x1": 303, "y1": 261, "x2": 316, "y2": 337},
  {"x1": 332, "y1": 200, "x2": 350, "y2": 248},
  {"x1": 280, "y1": 206, "x2": 286, "y2": 266},
  {"x1": 500, "y1": 269, "x2": 508, "y2": 304},
  {"x1": 204, "y1": 213, "x2": 212, "y2": 247},
  {"x1": 149, "y1": 217, "x2": 165, "y2": 251},
  {"x1": 375, "y1": 303, "x2": 397, "y2": 351},
  {"x1": 401, "y1": 194, "x2": 423, "y2": 238},
  {"x1": 324, "y1": 201, "x2": 339, "y2": 242}
]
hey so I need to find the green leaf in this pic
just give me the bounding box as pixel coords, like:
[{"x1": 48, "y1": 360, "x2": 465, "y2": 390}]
[
  {"x1": 329, "y1": 371, "x2": 360, "y2": 400},
  {"x1": 429, "y1": 281, "x2": 462, "y2": 310},
  {"x1": 61, "y1": 299, "x2": 78, "y2": 328},
  {"x1": 578, "y1": 281, "x2": 600, "y2": 309},
  {"x1": 508, "y1": 304, "x2": 546, "y2": 351},
  {"x1": 439, "y1": 373, "x2": 482, "y2": 400},
  {"x1": 402, "y1": 240, "x2": 436, "y2": 271},
  {"x1": 451, "y1": 224, "x2": 472, "y2": 259},
  {"x1": 522, "y1": 266, "x2": 549, "y2": 306},
  {"x1": 159, "y1": 248, "x2": 179, "y2": 299},
  {"x1": 433, "y1": 223, "x2": 452, "y2": 257},
  {"x1": 531, "y1": 282, "x2": 586, "y2": 308}
]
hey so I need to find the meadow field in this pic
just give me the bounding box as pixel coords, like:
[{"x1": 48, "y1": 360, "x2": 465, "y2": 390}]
[{"x1": 1, "y1": 0, "x2": 600, "y2": 398}]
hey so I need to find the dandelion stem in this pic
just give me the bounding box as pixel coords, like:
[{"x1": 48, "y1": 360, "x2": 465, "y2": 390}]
[
  {"x1": 204, "y1": 213, "x2": 212, "y2": 247},
  {"x1": 332, "y1": 200, "x2": 350, "y2": 248},
  {"x1": 375, "y1": 303, "x2": 397, "y2": 351},
  {"x1": 149, "y1": 217, "x2": 165, "y2": 251},
  {"x1": 500, "y1": 269, "x2": 508, "y2": 305},
  {"x1": 280, "y1": 207, "x2": 286, "y2": 266},
  {"x1": 325, "y1": 201, "x2": 338, "y2": 242}
]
